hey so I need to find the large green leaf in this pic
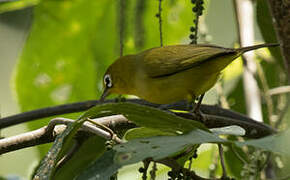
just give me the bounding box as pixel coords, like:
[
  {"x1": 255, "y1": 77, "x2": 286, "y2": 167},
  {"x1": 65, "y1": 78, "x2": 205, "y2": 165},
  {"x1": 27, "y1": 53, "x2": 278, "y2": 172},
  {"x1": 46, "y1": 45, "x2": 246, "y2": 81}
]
[
  {"x1": 76, "y1": 150, "x2": 120, "y2": 180},
  {"x1": 54, "y1": 135, "x2": 106, "y2": 180},
  {"x1": 77, "y1": 129, "x2": 226, "y2": 180},
  {"x1": 14, "y1": 0, "x2": 117, "y2": 156},
  {"x1": 237, "y1": 129, "x2": 290, "y2": 157},
  {"x1": 77, "y1": 128, "x2": 290, "y2": 179},
  {"x1": 80, "y1": 102, "x2": 208, "y2": 133}
]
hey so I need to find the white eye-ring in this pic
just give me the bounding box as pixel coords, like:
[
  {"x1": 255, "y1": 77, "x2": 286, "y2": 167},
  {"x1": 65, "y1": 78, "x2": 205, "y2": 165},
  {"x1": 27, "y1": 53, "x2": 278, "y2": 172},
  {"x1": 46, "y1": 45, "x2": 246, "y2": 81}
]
[{"x1": 104, "y1": 74, "x2": 113, "y2": 88}]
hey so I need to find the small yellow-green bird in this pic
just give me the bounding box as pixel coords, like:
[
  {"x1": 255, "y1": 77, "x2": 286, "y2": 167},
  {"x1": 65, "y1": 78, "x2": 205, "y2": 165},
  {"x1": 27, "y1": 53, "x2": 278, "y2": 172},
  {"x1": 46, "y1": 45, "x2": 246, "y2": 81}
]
[{"x1": 100, "y1": 43, "x2": 278, "y2": 105}]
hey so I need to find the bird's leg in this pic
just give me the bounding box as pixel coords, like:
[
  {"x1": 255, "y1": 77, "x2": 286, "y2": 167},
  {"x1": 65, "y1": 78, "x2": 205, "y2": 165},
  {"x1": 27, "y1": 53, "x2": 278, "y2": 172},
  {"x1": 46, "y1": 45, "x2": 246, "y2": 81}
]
[
  {"x1": 188, "y1": 95, "x2": 196, "y2": 111},
  {"x1": 193, "y1": 94, "x2": 204, "y2": 113},
  {"x1": 191, "y1": 94, "x2": 205, "y2": 122},
  {"x1": 115, "y1": 95, "x2": 126, "y2": 103}
]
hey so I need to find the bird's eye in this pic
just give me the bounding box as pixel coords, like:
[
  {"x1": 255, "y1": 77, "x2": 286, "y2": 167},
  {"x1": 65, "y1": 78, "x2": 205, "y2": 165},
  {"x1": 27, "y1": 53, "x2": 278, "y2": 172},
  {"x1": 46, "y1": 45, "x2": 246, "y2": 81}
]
[{"x1": 104, "y1": 74, "x2": 113, "y2": 88}]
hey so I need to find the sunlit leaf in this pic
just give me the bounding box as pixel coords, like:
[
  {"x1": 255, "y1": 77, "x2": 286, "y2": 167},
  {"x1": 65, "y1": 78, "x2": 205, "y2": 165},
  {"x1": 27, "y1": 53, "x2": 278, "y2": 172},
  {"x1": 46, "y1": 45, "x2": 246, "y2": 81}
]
[
  {"x1": 14, "y1": 0, "x2": 117, "y2": 156},
  {"x1": 237, "y1": 129, "x2": 290, "y2": 157},
  {"x1": 210, "y1": 125, "x2": 246, "y2": 136},
  {"x1": 80, "y1": 102, "x2": 208, "y2": 133},
  {"x1": 77, "y1": 128, "x2": 226, "y2": 179}
]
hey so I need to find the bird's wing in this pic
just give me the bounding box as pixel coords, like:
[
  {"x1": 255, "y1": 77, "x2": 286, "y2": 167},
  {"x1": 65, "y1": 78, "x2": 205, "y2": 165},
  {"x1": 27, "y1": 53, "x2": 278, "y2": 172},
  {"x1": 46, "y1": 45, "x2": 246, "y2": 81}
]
[{"x1": 140, "y1": 44, "x2": 235, "y2": 78}]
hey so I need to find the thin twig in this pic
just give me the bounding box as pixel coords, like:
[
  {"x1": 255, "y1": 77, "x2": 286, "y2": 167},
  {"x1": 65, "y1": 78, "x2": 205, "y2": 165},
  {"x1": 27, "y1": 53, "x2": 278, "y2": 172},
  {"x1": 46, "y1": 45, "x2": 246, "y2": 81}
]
[
  {"x1": 87, "y1": 118, "x2": 115, "y2": 138},
  {"x1": 275, "y1": 99, "x2": 290, "y2": 128},
  {"x1": 268, "y1": 85, "x2": 290, "y2": 96},
  {"x1": 256, "y1": 63, "x2": 274, "y2": 125},
  {"x1": 119, "y1": 0, "x2": 126, "y2": 56},
  {"x1": 218, "y1": 144, "x2": 227, "y2": 178},
  {"x1": 230, "y1": 144, "x2": 248, "y2": 164},
  {"x1": 157, "y1": 0, "x2": 163, "y2": 47}
]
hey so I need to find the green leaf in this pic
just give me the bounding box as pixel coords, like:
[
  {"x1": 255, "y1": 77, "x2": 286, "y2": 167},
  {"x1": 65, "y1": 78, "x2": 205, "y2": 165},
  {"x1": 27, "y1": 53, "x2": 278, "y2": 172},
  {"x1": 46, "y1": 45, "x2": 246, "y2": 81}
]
[
  {"x1": 33, "y1": 118, "x2": 86, "y2": 179},
  {"x1": 14, "y1": 0, "x2": 115, "y2": 156},
  {"x1": 115, "y1": 129, "x2": 225, "y2": 164},
  {"x1": 224, "y1": 143, "x2": 246, "y2": 179},
  {"x1": 54, "y1": 135, "x2": 106, "y2": 180},
  {"x1": 77, "y1": 129, "x2": 226, "y2": 179},
  {"x1": 236, "y1": 129, "x2": 290, "y2": 157},
  {"x1": 210, "y1": 125, "x2": 246, "y2": 136},
  {"x1": 80, "y1": 102, "x2": 208, "y2": 133},
  {"x1": 76, "y1": 150, "x2": 120, "y2": 180},
  {"x1": 0, "y1": 0, "x2": 39, "y2": 14},
  {"x1": 124, "y1": 127, "x2": 176, "y2": 140}
]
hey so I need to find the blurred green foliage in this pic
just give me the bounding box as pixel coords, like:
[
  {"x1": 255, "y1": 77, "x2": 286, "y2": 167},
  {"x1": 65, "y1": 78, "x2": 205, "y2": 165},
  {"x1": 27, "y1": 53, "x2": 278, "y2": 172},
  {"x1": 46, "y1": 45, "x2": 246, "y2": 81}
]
[
  {"x1": 0, "y1": 0, "x2": 289, "y2": 179},
  {"x1": 0, "y1": 0, "x2": 39, "y2": 14}
]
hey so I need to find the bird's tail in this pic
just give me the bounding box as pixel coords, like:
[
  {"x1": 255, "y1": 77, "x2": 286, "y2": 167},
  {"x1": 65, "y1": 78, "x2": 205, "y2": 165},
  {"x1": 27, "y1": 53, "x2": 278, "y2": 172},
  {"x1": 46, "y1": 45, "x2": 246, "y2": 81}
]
[{"x1": 237, "y1": 43, "x2": 279, "y2": 53}]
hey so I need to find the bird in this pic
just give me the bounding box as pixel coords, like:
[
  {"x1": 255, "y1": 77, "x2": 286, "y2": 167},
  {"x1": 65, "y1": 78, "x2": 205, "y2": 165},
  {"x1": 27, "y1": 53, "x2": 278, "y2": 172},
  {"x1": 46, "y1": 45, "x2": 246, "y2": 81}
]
[{"x1": 100, "y1": 43, "x2": 278, "y2": 108}]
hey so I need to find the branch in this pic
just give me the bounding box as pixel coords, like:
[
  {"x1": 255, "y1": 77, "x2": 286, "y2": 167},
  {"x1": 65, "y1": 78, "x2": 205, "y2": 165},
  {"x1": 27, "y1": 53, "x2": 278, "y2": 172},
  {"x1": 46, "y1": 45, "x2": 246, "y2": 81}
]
[
  {"x1": 0, "y1": 107, "x2": 276, "y2": 155},
  {"x1": 0, "y1": 100, "x2": 98, "y2": 128},
  {"x1": 174, "y1": 112, "x2": 275, "y2": 138},
  {"x1": 0, "y1": 115, "x2": 127, "y2": 155},
  {"x1": 0, "y1": 99, "x2": 276, "y2": 138},
  {"x1": 268, "y1": 85, "x2": 290, "y2": 96}
]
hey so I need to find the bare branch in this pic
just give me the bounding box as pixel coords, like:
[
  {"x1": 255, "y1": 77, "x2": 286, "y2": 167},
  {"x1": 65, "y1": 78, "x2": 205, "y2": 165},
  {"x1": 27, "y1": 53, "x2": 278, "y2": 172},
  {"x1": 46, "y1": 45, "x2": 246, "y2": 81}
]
[
  {"x1": 0, "y1": 99, "x2": 275, "y2": 130},
  {"x1": 0, "y1": 115, "x2": 127, "y2": 155},
  {"x1": 268, "y1": 85, "x2": 290, "y2": 96}
]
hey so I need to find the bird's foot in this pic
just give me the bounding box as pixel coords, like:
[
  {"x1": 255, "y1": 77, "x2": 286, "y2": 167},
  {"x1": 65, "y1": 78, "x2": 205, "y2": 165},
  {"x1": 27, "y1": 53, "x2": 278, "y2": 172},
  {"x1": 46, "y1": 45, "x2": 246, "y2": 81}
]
[
  {"x1": 159, "y1": 104, "x2": 172, "y2": 110},
  {"x1": 190, "y1": 106, "x2": 205, "y2": 123},
  {"x1": 114, "y1": 95, "x2": 126, "y2": 103}
]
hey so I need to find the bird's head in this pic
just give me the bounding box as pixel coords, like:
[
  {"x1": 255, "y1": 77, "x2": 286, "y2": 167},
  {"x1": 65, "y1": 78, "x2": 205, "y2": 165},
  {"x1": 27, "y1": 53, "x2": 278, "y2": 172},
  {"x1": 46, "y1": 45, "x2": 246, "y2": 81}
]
[{"x1": 100, "y1": 55, "x2": 136, "y2": 101}]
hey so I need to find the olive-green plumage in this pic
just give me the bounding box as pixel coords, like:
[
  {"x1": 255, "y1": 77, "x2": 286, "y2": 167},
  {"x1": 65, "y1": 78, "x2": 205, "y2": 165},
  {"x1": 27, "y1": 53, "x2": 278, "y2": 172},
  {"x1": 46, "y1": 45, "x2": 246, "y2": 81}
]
[{"x1": 101, "y1": 43, "x2": 278, "y2": 104}]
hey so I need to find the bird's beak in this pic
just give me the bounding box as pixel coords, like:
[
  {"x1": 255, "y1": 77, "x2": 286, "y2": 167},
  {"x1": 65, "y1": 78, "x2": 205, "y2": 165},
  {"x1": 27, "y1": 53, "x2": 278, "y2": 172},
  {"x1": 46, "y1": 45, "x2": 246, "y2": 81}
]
[{"x1": 100, "y1": 87, "x2": 110, "y2": 102}]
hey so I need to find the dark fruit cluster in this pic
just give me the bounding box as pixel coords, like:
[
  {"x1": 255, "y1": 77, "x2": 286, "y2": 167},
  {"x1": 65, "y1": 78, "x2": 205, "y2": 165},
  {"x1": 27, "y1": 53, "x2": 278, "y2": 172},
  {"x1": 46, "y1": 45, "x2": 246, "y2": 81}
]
[{"x1": 189, "y1": 0, "x2": 204, "y2": 44}]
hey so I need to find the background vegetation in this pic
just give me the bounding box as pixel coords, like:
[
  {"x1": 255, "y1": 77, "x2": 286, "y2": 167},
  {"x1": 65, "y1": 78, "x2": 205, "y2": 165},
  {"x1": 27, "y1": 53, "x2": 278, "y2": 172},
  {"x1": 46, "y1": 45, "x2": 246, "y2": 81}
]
[{"x1": 0, "y1": 0, "x2": 289, "y2": 179}]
